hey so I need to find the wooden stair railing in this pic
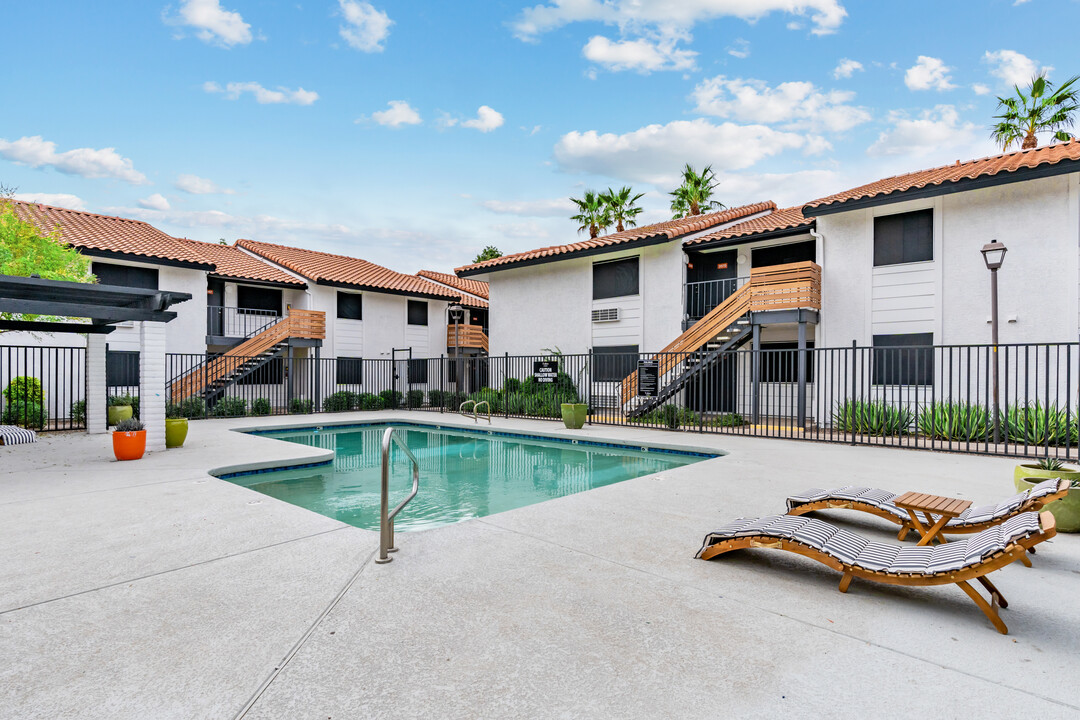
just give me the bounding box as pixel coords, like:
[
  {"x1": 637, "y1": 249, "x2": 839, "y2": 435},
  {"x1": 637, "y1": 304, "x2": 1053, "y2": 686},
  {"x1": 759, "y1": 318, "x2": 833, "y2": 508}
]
[
  {"x1": 619, "y1": 261, "x2": 821, "y2": 403},
  {"x1": 170, "y1": 309, "x2": 326, "y2": 403}
]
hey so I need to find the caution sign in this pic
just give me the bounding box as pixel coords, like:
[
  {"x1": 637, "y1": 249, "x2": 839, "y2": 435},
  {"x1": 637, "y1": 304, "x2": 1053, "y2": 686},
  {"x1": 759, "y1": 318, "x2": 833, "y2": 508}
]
[{"x1": 534, "y1": 360, "x2": 558, "y2": 384}]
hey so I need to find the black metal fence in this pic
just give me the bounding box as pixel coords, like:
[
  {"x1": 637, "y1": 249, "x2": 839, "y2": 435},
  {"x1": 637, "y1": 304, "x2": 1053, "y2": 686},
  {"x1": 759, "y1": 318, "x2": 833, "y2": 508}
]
[
  {"x1": 154, "y1": 342, "x2": 1079, "y2": 460},
  {"x1": 0, "y1": 345, "x2": 86, "y2": 430}
]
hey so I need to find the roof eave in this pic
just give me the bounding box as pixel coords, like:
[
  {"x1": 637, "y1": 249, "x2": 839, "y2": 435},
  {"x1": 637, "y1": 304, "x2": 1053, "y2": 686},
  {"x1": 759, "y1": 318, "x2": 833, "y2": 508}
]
[
  {"x1": 457, "y1": 233, "x2": 673, "y2": 277},
  {"x1": 314, "y1": 278, "x2": 455, "y2": 301},
  {"x1": 207, "y1": 273, "x2": 307, "y2": 290},
  {"x1": 79, "y1": 247, "x2": 215, "y2": 271},
  {"x1": 686, "y1": 222, "x2": 816, "y2": 251}
]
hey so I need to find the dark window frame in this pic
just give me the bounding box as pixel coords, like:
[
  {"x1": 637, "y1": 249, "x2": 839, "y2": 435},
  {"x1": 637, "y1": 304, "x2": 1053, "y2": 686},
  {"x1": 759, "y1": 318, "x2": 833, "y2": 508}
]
[
  {"x1": 872, "y1": 333, "x2": 935, "y2": 387},
  {"x1": 592, "y1": 257, "x2": 640, "y2": 300},
  {"x1": 106, "y1": 350, "x2": 140, "y2": 387},
  {"x1": 873, "y1": 209, "x2": 934, "y2": 267},
  {"x1": 92, "y1": 262, "x2": 159, "y2": 290},
  {"x1": 236, "y1": 285, "x2": 282, "y2": 315},
  {"x1": 408, "y1": 358, "x2": 428, "y2": 384},
  {"x1": 337, "y1": 357, "x2": 364, "y2": 385},
  {"x1": 759, "y1": 342, "x2": 816, "y2": 383},
  {"x1": 407, "y1": 299, "x2": 429, "y2": 326},
  {"x1": 337, "y1": 292, "x2": 363, "y2": 320},
  {"x1": 593, "y1": 344, "x2": 639, "y2": 382}
]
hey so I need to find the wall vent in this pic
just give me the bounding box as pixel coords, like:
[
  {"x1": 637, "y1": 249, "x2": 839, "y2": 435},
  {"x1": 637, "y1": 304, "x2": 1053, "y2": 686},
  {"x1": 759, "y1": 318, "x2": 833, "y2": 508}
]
[{"x1": 591, "y1": 308, "x2": 620, "y2": 323}]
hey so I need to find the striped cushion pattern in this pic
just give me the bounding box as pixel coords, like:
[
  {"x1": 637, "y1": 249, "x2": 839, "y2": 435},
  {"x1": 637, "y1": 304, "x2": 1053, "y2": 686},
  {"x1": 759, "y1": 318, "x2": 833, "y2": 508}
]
[
  {"x1": 698, "y1": 512, "x2": 1044, "y2": 574},
  {"x1": 945, "y1": 479, "x2": 1060, "y2": 528},
  {"x1": 787, "y1": 486, "x2": 911, "y2": 521},
  {"x1": 0, "y1": 425, "x2": 36, "y2": 445}
]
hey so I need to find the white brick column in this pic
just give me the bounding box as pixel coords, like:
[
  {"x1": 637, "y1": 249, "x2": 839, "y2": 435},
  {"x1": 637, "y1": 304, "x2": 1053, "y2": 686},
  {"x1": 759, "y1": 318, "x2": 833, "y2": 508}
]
[
  {"x1": 86, "y1": 334, "x2": 107, "y2": 434},
  {"x1": 139, "y1": 321, "x2": 167, "y2": 451}
]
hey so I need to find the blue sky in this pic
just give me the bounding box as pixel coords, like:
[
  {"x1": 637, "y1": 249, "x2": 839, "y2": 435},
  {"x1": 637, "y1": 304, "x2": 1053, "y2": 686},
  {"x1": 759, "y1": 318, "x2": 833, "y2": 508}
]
[{"x1": 2, "y1": 0, "x2": 1077, "y2": 272}]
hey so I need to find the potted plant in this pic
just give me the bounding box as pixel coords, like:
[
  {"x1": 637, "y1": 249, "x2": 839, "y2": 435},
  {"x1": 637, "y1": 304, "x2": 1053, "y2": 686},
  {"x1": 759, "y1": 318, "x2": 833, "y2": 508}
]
[
  {"x1": 112, "y1": 417, "x2": 146, "y2": 461},
  {"x1": 165, "y1": 405, "x2": 188, "y2": 449},
  {"x1": 561, "y1": 402, "x2": 587, "y2": 429},
  {"x1": 107, "y1": 395, "x2": 134, "y2": 426},
  {"x1": 1015, "y1": 457, "x2": 1080, "y2": 532}
]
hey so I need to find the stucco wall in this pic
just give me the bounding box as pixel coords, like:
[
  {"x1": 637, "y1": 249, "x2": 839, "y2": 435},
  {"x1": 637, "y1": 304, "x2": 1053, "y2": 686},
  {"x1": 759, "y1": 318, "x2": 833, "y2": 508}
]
[{"x1": 99, "y1": 262, "x2": 207, "y2": 355}]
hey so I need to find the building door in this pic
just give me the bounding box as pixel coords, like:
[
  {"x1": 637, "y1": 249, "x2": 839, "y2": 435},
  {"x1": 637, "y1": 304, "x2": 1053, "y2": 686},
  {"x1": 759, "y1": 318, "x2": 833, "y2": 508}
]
[
  {"x1": 207, "y1": 278, "x2": 225, "y2": 336},
  {"x1": 685, "y1": 250, "x2": 738, "y2": 320},
  {"x1": 750, "y1": 240, "x2": 816, "y2": 268}
]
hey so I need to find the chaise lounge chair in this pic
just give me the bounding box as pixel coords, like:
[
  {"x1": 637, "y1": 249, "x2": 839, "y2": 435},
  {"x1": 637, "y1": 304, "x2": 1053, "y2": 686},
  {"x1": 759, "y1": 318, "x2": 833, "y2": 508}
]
[
  {"x1": 0, "y1": 425, "x2": 37, "y2": 446},
  {"x1": 696, "y1": 511, "x2": 1056, "y2": 634},
  {"x1": 785, "y1": 479, "x2": 1068, "y2": 542}
]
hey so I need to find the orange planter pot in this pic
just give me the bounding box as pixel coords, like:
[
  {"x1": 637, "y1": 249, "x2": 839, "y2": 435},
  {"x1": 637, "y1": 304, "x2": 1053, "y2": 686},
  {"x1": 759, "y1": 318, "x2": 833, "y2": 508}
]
[{"x1": 112, "y1": 430, "x2": 146, "y2": 461}]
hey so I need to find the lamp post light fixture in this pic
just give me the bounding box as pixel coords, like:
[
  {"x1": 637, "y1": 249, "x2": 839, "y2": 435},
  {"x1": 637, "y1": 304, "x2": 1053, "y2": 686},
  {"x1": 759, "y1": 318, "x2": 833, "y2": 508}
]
[
  {"x1": 448, "y1": 302, "x2": 465, "y2": 392},
  {"x1": 981, "y1": 241, "x2": 1007, "y2": 445}
]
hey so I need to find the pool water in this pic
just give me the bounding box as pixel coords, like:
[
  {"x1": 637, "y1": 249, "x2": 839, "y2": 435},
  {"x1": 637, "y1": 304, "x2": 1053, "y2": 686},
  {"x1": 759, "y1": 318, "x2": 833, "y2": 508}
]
[{"x1": 226, "y1": 423, "x2": 714, "y2": 532}]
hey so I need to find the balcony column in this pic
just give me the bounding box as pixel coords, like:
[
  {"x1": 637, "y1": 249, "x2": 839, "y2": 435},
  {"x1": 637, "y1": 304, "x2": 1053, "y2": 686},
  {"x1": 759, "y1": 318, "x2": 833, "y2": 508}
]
[
  {"x1": 750, "y1": 322, "x2": 761, "y2": 425},
  {"x1": 85, "y1": 334, "x2": 107, "y2": 434},
  {"x1": 140, "y1": 321, "x2": 167, "y2": 452},
  {"x1": 797, "y1": 317, "x2": 807, "y2": 429}
]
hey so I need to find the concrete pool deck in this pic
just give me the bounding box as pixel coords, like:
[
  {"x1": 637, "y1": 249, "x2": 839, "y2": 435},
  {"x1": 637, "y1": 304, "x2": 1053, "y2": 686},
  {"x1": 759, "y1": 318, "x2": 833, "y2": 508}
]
[{"x1": 2, "y1": 411, "x2": 1079, "y2": 718}]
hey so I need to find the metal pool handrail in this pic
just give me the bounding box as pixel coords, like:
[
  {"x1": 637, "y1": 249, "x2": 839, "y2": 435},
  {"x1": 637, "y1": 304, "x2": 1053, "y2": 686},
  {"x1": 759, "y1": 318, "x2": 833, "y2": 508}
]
[
  {"x1": 375, "y1": 427, "x2": 421, "y2": 564},
  {"x1": 457, "y1": 399, "x2": 491, "y2": 423}
]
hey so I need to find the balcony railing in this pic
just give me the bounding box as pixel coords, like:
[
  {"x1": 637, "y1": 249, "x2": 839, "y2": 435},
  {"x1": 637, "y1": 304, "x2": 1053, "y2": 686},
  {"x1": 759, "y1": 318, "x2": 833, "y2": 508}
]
[
  {"x1": 207, "y1": 306, "x2": 280, "y2": 339},
  {"x1": 447, "y1": 324, "x2": 489, "y2": 353},
  {"x1": 685, "y1": 277, "x2": 748, "y2": 323}
]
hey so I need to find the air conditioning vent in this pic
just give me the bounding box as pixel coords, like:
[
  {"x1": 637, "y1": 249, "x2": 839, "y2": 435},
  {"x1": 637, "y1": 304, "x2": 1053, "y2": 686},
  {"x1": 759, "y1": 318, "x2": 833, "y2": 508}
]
[{"x1": 591, "y1": 307, "x2": 620, "y2": 323}]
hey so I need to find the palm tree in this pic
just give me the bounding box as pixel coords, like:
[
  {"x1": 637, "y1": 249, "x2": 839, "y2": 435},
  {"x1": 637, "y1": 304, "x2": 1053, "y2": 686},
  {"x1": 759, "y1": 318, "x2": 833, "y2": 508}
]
[
  {"x1": 992, "y1": 73, "x2": 1079, "y2": 150},
  {"x1": 600, "y1": 186, "x2": 645, "y2": 232},
  {"x1": 570, "y1": 190, "x2": 611, "y2": 239},
  {"x1": 669, "y1": 164, "x2": 725, "y2": 219}
]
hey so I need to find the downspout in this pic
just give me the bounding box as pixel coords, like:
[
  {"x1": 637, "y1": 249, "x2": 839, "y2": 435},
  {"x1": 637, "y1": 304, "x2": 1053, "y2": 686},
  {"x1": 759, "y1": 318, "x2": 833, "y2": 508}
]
[{"x1": 809, "y1": 224, "x2": 824, "y2": 346}]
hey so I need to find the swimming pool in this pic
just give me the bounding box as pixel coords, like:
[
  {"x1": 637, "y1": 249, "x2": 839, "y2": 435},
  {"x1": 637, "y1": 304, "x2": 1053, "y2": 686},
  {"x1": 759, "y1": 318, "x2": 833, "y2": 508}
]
[{"x1": 224, "y1": 422, "x2": 717, "y2": 532}]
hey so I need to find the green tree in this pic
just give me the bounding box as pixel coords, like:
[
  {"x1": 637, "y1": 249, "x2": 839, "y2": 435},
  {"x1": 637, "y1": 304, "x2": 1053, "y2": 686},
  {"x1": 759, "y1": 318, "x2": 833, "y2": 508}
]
[
  {"x1": 600, "y1": 186, "x2": 645, "y2": 232},
  {"x1": 570, "y1": 190, "x2": 611, "y2": 239},
  {"x1": 473, "y1": 245, "x2": 502, "y2": 263},
  {"x1": 669, "y1": 164, "x2": 725, "y2": 219},
  {"x1": 992, "y1": 73, "x2": 1079, "y2": 150}
]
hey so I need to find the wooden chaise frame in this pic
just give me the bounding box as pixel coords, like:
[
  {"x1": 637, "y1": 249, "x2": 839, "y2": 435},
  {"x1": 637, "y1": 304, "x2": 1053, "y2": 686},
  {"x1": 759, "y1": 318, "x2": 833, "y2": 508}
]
[
  {"x1": 698, "y1": 511, "x2": 1057, "y2": 634},
  {"x1": 786, "y1": 479, "x2": 1069, "y2": 541}
]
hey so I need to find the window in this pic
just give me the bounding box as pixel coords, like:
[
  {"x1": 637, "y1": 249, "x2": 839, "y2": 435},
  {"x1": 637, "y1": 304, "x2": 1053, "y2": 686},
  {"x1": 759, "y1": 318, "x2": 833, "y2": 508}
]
[
  {"x1": 337, "y1": 292, "x2": 362, "y2": 320},
  {"x1": 407, "y1": 300, "x2": 428, "y2": 326},
  {"x1": 873, "y1": 209, "x2": 933, "y2": 266},
  {"x1": 751, "y1": 240, "x2": 817, "y2": 269},
  {"x1": 593, "y1": 258, "x2": 639, "y2": 300},
  {"x1": 337, "y1": 357, "x2": 363, "y2": 385},
  {"x1": 593, "y1": 345, "x2": 639, "y2": 382},
  {"x1": 238, "y1": 358, "x2": 283, "y2": 385},
  {"x1": 408, "y1": 358, "x2": 428, "y2": 384},
  {"x1": 872, "y1": 333, "x2": 934, "y2": 386},
  {"x1": 106, "y1": 350, "x2": 140, "y2": 387},
  {"x1": 92, "y1": 262, "x2": 158, "y2": 290},
  {"x1": 237, "y1": 286, "x2": 282, "y2": 315},
  {"x1": 759, "y1": 342, "x2": 815, "y2": 383}
]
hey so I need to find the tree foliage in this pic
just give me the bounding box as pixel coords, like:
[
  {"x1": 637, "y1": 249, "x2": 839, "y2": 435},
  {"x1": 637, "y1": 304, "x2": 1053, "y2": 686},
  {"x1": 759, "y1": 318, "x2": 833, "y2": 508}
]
[
  {"x1": 473, "y1": 245, "x2": 502, "y2": 263},
  {"x1": 992, "y1": 73, "x2": 1079, "y2": 150},
  {"x1": 569, "y1": 190, "x2": 611, "y2": 239},
  {"x1": 599, "y1": 186, "x2": 645, "y2": 232},
  {"x1": 669, "y1": 164, "x2": 725, "y2": 219}
]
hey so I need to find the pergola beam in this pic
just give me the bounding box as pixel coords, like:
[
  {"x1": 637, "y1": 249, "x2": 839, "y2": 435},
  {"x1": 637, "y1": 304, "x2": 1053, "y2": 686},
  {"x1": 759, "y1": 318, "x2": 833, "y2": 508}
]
[
  {"x1": 0, "y1": 320, "x2": 116, "y2": 334},
  {"x1": 0, "y1": 299, "x2": 177, "y2": 322}
]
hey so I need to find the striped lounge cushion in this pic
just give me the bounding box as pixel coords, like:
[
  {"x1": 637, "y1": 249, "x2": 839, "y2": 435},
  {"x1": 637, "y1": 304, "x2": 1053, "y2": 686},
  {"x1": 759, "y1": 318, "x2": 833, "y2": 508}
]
[
  {"x1": 0, "y1": 425, "x2": 36, "y2": 445},
  {"x1": 945, "y1": 479, "x2": 1061, "y2": 528}
]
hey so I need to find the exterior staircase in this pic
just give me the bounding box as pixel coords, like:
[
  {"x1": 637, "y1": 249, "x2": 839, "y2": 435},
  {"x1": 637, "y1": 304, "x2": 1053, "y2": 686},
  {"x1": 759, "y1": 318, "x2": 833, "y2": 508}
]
[
  {"x1": 169, "y1": 309, "x2": 325, "y2": 404},
  {"x1": 620, "y1": 261, "x2": 821, "y2": 415}
]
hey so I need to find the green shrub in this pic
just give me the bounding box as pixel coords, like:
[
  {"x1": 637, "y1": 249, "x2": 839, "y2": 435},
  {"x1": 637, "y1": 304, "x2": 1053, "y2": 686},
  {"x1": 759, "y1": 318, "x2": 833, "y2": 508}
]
[
  {"x1": 1, "y1": 401, "x2": 47, "y2": 429},
  {"x1": 502, "y1": 377, "x2": 522, "y2": 394},
  {"x1": 468, "y1": 387, "x2": 502, "y2": 413},
  {"x1": 918, "y1": 402, "x2": 988, "y2": 441},
  {"x1": 178, "y1": 396, "x2": 206, "y2": 419},
  {"x1": 833, "y1": 400, "x2": 913, "y2": 436},
  {"x1": 114, "y1": 417, "x2": 144, "y2": 432},
  {"x1": 212, "y1": 396, "x2": 247, "y2": 417},
  {"x1": 108, "y1": 394, "x2": 140, "y2": 418},
  {"x1": 289, "y1": 398, "x2": 314, "y2": 414},
  {"x1": 406, "y1": 389, "x2": 425, "y2": 408},
  {"x1": 358, "y1": 393, "x2": 385, "y2": 411},
  {"x1": 708, "y1": 412, "x2": 746, "y2": 428},
  {"x1": 630, "y1": 404, "x2": 698, "y2": 428},
  {"x1": 3, "y1": 376, "x2": 43, "y2": 405},
  {"x1": 379, "y1": 389, "x2": 402, "y2": 409},
  {"x1": 166, "y1": 403, "x2": 182, "y2": 419},
  {"x1": 1006, "y1": 403, "x2": 1073, "y2": 446},
  {"x1": 323, "y1": 391, "x2": 358, "y2": 413},
  {"x1": 70, "y1": 399, "x2": 86, "y2": 424},
  {"x1": 427, "y1": 389, "x2": 446, "y2": 407},
  {"x1": 251, "y1": 397, "x2": 272, "y2": 416}
]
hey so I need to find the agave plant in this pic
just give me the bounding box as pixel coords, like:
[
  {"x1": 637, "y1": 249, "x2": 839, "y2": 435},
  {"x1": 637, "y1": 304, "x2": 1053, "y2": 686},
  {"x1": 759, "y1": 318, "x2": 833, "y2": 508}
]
[
  {"x1": 917, "y1": 402, "x2": 989, "y2": 441},
  {"x1": 833, "y1": 400, "x2": 914, "y2": 436},
  {"x1": 1035, "y1": 457, "x2": 1065, "y2": 472},
  {"x1": 1006, "y1": 403, "x2": 1074, "y2": 446}
]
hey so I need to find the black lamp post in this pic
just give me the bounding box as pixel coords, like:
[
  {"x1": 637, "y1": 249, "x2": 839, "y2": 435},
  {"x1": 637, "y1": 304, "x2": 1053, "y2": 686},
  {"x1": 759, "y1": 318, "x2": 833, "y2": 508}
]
[
  {"x1": 981, "y1": 241, "x2": 1007, "y2": 444},
  {"x1": 448, "y1": 302, "x2": 465, "y2": 391}
]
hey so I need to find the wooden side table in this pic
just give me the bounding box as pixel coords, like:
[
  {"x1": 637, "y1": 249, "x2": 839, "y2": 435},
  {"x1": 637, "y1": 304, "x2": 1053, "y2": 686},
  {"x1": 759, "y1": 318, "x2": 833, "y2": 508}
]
[{"x1": 893, "y1": 492, "x2": 972, "y2": 546}]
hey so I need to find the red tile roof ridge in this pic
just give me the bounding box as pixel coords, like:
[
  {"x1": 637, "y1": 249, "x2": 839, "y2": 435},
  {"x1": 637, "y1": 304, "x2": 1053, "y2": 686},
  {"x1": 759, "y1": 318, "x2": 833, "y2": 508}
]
[
  {"x1": 7, "y1": 198, "x2": 164, "y2": 229},
  {"x1": 684, "y1": 205, "x2": 815, "y2": 246},
  {"x1": 416, "y1": 269, "x2": 489, "y2": 299}
]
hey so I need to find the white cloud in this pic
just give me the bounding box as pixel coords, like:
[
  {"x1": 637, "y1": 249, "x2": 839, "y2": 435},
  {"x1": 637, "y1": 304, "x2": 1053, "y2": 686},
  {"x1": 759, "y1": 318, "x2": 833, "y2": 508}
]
[
  {"x1": 138, "y1": 193, "x2": 171, "y2": 211},
  {"x1": 338, "y1": 0, "x2": 392, "y2": 52},
  {"x1": 10, "y1": 193, "x2": 87, "y2": 211},
  {"x1": 444, "y1": 106, "x2": 505, "y2": 133},
  {"x1": 582, "y1": 34, "x2": 696, "y2": 73},
  {"x1": 691, "y1": 75, "x2": 870, "y2": 133},
  {"x1": 169, "y1": 0, "x2": 252, "y2": 47},
  {"x1": 833, "y1": 58, "x2": 863, "y2": 79},
  {"x1": 175, "y1": 173, "x2": 234, "y2": 195},
  {"x1": 984, "y1": 49, "x2": 1050, "y2": 88},
  {"x1": 727, "y1": 38, "x2": 750, "y2": 59},
  {"x1": 553, "y1": 118, "x2": 807, "y2": 185},
  {"x1": 972, "y1": 83, "x2": 991, "y2": 96},
  {"x1": 480, "y1": 198, "x2": 575, "y2": 217},
  {"x1": 203, "y1": 81, "x2": 318, "y2": 105},
  {"x1": 0, "y1": 135, "x2": 149, "y2": 185},
  {"x1": 904, "y1": 56, "x2": 956, "y2": 91},
  {"x1": 512, "y1": 0, "x2": 847, "y2": 40},
  {"x1": 114, "y1": 206, "x2": 359, "y2": 243},
  {"x1": 490, "y1": 220, "x2": 551, "y2": 240},
  {"x1": 370, "y1": 100, "x2": 422, "y2": 128},
  {"x1": 867, "y1": 105, "x2": 978, "y2": 158}
]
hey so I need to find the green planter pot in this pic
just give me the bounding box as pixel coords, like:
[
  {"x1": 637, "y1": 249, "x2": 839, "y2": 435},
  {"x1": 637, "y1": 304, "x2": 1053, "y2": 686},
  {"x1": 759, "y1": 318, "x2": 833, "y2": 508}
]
[
  {"x1": 107, "y1": 405, "x2": 133, "y2": 426},
  {"x1": 165, "y1": 418, "x2": 189, "y2": 449},
  {"x1": 1014, "y1": 464, "x2": 1080, "y2": 533},
  {"x1": 561, "y1": 403, "x2": 587, "y2": 430}
]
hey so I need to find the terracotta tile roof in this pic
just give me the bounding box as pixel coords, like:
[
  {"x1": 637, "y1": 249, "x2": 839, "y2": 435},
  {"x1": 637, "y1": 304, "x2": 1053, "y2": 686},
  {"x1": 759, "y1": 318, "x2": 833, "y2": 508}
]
[
  {"x1": 455, "y1": 201, "x2": 777, "y2": 275},
  {"x1": 803, "y1": 140, "x2": 1080, "y2": 214},
  {"x1": 416, "y1": 270, "x2": 489, "y2": 299},
  {"x1": 176, "y1": 239, "x2": 306, "y2": 286},
  {"x1": 459, "y1": 295, "x2": 489, "y2": 309},
  {"x1": 684, "y1": 206, "x2": 815, "y2": 247},
  {"x1": 237, "y1": 238, "x2": 458, "y2": 299},
  {"x1": 8, "y1": 199, "x2": 213, "y2": 268}
]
